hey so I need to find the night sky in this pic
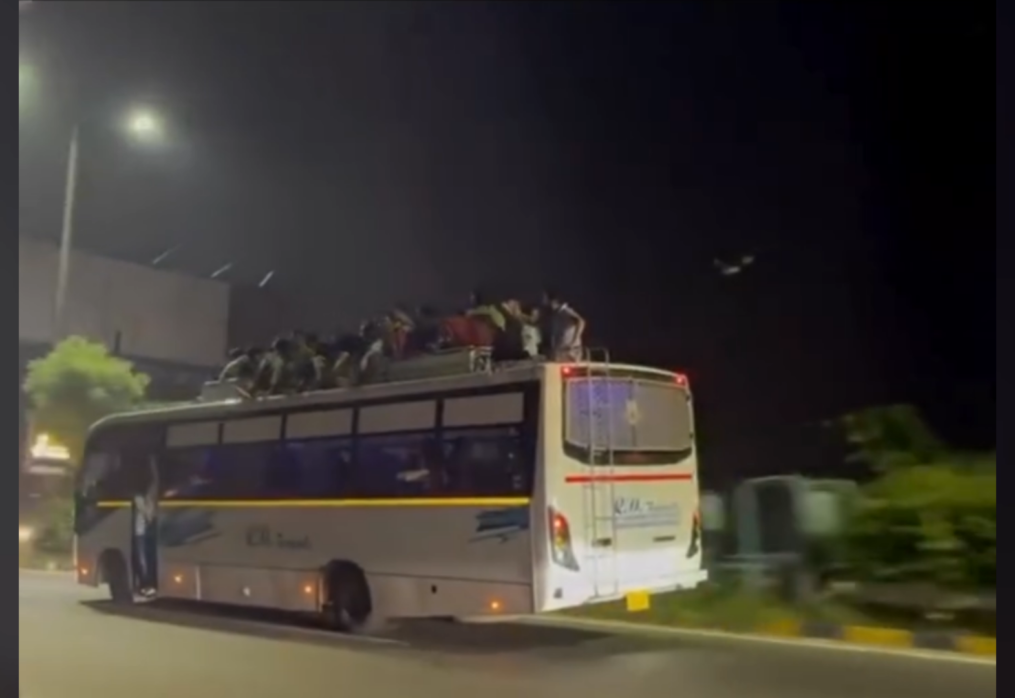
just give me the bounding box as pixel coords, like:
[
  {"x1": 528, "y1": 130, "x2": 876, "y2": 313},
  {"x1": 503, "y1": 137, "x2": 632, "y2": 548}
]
[{"x1": 19, "y1": 2, "x2": 994, "y2": 485}]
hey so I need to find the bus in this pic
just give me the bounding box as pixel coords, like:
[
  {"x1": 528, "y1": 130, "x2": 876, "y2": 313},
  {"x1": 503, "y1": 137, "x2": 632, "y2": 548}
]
[{"x1": 74, "y1": 351, "x2": 705, "y2": 629}]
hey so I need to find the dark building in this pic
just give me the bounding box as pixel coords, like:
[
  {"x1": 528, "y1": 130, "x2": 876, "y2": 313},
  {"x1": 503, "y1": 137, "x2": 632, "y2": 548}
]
[{"x1": 18, "y1": 237, "x2": 230, "y2": 510}]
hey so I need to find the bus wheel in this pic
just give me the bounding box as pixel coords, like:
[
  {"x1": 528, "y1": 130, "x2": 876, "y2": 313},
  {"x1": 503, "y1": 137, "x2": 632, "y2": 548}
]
[
  {"x1": 100, "y1": 550, "x2": 133, "y2": 604},
  {"x1": 322, "y1": 562, "x2": 372, "y2": 632}
]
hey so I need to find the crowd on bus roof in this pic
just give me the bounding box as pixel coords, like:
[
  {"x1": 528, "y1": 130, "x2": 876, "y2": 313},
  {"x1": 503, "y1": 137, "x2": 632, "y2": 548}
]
[{"x1": 217, "y1": 288, "x2": 587, "y2": 396}]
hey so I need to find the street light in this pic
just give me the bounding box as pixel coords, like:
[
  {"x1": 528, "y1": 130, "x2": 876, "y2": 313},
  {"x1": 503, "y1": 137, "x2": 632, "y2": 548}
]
[
  {"x1": 51, "y1": 106, "x2": 168, "y2": 339},
  {"x1": 126, "y1": 109, "x2": 165, "y2": 143}
]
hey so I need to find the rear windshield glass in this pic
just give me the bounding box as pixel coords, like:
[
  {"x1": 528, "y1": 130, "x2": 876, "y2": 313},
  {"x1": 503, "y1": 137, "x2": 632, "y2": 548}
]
[{"x1": 564, "y1": 377, "x2": 693, "y2": 463}]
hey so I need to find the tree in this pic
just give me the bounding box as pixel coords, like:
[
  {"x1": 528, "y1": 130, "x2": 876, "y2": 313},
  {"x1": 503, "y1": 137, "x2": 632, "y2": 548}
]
[
  {"x1": 846, "y1": 463, "x2": 995, "y2": 589},
  {"x1": 23, "y1": 336, "x2": 150, "y2": 466},
  {"x1": 836, "y1": 404, "x2": 945, "y2": 472},
  {"x1": 32, "y1": 496, "x2": 75, "y2": 557},
  {"x1": 835, "y1": 404, "x2": 996, "y2": 591}
]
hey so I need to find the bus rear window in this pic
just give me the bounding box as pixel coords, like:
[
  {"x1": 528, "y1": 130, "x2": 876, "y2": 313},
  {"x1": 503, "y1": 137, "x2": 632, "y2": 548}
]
[{"x1": 563, "y1": 378, "x2": 693, "y2": 465}]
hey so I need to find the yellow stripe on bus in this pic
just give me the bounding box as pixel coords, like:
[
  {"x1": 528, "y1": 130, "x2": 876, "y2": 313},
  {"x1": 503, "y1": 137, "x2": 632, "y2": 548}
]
[{"x1": 95, "y1": 497, "x2": 531, "y2": 509}]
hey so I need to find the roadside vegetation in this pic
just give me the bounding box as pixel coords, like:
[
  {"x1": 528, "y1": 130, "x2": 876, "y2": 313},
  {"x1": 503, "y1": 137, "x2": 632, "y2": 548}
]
[
  {"x1": 574, "y1": 405, "x2": 996, "y2": 637},
  {"x1": 20, "y1": 337, "x2": 151, "y2": 563}
]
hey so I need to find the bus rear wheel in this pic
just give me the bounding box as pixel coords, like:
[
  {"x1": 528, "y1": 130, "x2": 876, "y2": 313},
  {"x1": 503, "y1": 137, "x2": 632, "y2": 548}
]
[
  {"x1": 100, "y1": 550, "x2": 133, "y2": 604},
  {"x1": 321, "y1": 562, "x2": 372, "y2": 632}
]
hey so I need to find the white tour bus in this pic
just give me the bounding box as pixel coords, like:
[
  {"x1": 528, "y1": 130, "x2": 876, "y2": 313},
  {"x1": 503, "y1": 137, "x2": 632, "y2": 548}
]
[{"x1": 74, "y1": 350, "x2": 705, "y2": 629}]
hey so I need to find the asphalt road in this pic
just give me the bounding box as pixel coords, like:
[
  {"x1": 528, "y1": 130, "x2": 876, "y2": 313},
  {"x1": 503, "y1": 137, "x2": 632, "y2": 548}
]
[{"x1": 19, "y1": 571, "x2": 995, "y2": 698}]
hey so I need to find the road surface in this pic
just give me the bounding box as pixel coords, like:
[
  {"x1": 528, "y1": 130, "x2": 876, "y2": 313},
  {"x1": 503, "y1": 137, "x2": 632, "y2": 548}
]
[{"x1": 20, "y1": 571, "x2": 995, "y2": 698}]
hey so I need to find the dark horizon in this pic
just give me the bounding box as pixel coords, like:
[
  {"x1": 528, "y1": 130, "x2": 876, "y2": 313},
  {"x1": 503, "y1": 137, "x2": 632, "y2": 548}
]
[{"x1": 18, "y1": 2, "x2": 994, "y2": 484}]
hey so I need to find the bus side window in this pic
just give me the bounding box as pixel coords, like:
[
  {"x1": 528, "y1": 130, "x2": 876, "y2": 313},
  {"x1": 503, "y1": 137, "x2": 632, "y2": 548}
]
[
  {"x1": 87, "y1": 452, "x2": 135, "y2": 501},
  {"x1": 79, "y1": 451, "x2": 114, "y2": 498},
  {"x1": 161, "y1": 447, "x2": 217, "y2": 500},
  {"x1": 356, "y1": 433, "x2": 442, "y2": 498},
  {"x1": 275, "y1": 439, "x2": 353, "y2": 500},
  {"x1": 442, "y1": 427, "x2": 530, "y2": 497},
  {"x1": 214, "y1": 443, "x2": 272, "y2": 500},
  {"x1": 265, "y1": 443, "x2": 301, "y2": 498}
]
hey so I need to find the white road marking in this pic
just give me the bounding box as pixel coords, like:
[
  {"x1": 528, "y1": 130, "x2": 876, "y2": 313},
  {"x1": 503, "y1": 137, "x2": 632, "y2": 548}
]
[{"x1": 524, "y1": 616, "x2": 997, "y2": 666}]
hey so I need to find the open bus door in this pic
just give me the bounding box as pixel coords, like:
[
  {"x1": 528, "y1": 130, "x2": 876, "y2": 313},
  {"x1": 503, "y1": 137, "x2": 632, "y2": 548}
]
[{"x1": 130, "y1": 455, "x2": 160, "y2": 595}]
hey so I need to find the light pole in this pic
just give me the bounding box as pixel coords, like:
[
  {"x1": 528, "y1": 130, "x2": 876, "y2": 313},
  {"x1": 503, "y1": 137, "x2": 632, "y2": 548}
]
[
  {"x1": 47, "y1": 107, "x2": 167, "y2": 340},
  {"x1": 53, "y1": 125, "x2": 79, "y2": 341}
]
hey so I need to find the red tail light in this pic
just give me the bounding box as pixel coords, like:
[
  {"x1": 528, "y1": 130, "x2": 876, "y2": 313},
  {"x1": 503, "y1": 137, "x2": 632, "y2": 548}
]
[
  {"x1": 550, "y1": 508, "x2": 571, "y2": 546},
  {"x1": 547, "y1": 506, "x2": 580, "y2": 572}
]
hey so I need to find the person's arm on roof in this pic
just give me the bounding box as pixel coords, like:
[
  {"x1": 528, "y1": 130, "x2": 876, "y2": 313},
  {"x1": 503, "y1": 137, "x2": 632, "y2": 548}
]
[{"x1": 562, "y1": 304, "x2": 587, "y2": 338}]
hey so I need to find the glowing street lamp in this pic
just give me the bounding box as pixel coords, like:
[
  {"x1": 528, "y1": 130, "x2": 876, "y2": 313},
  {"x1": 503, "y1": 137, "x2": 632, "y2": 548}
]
[
  {"x1": 126, "y1": 108, "x2": 165, "y2": 143},
  {"x1": 19, "y1": 66, "x2": 173, "y2": 338},
  {"x1": 54, "y1": 106, "x2": 170, "y2": 338}
]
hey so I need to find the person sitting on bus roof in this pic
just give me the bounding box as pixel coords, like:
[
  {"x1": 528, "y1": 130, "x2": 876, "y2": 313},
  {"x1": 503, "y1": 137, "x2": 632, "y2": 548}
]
[
  {"x1": 442, "y1": 307, "x2": 498, "y2": 350},
  {"x1": 218, "y1": 347, "x2": 260, "y2": 395},
  {"x1": 466, "y1": 289, "x2": 506, "y2": 336},
  {"x1": 358, "y1": 319, "x2": 387, "y2": 384},
  {"x1": 543, "y1": 288, "x2": 587, "y2": 361},
  {"x1": 313, "y1": 335, "x2": 342, "y2": 390},
  {"x1": 330, "y1": 327, "x2": 367, "y2": 388},
  {"x1": 517, "y1": 302, "x2": 543, "y2": 358},
  {"x1": 290, "y1": 331, "x2": 324, "y2": 392},
  {"x1": 328, "y1": 320, "x2": 382, "y2": 387},
  {"x1": 391, "y1": 303, "x2": 416, "y2": 331},
  {"x1": 261, "y1": 335, "x2": 298, "y2": 395},
  {"x1": 250, "y1": 343, "x2": 278, "y2": 395},
  {"x1": 495, "y1": 299, "x2": 532, "y2": 361},
  {"x1": 387, "y1": 305, "x2": 416, "y2": 359},
  {"x1": 219, "y1": 347, "x2": 250, "y2": 381},
  {"x1": 405, "y1": 304, "x2": 443, "y2": 354}
]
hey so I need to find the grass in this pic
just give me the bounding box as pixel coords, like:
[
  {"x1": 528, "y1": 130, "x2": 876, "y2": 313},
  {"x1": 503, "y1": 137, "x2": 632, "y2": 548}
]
[
  {"x1": 568, "y1": 582, "x2": 996, "y2": 637},
  {"x1": 569, "y1": 583, "x2": 867, "y2": 631}
]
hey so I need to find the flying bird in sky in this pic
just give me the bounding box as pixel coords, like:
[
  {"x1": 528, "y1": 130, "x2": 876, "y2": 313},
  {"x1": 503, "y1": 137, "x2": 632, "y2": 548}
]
[{"x1": 714, "y1": 254, "x2": 755, "y2": 277}]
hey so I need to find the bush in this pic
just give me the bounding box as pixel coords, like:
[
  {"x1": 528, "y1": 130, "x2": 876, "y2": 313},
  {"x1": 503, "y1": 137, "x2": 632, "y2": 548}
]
[
  {"x1": 31, "y1": 496, "x2": 75, "y2": 557},
  {"x1": 23, "y1": 336, "x2": 150, "y2": 465},
  {"x1": 845, "y1": 464, "x2": 995, "y2": 590}
]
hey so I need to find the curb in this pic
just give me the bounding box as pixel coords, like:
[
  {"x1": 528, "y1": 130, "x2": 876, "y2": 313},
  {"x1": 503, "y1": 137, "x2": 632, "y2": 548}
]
[
  {"x1": 760, "y1": 618, "x2": 996, "y2": 657},
  {"x1": 562, "y1": 615, "x2": 996, "y2": 658}
]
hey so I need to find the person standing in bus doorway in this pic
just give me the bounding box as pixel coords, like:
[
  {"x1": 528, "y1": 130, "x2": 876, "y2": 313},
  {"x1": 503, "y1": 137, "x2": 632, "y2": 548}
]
[
  {"x1": 542, "y1": 289, "x2": 587, "y2": 361},
  {"x1": 132, "y1": 456, "x2": 159, "y2": 596}
]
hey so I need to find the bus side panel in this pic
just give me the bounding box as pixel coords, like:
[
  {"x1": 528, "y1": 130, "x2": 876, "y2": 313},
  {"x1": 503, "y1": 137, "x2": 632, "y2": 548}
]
[
  {"x1": 533, "y1": 368, "x2": 597, "y2": 611},
  {"x1": 75, "y1": 506, "x2": 132, "y2": 587},
  {"x1": 155, "y1": 504, "x2": 534, "y2": 618},
  {"x1": 528, "y1": 371, "x2": 552, "y2": 614}
]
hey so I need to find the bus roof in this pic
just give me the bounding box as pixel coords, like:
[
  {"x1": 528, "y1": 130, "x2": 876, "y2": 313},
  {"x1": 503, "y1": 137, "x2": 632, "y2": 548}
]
[{"x1": 89, "y1": 358, "x2": 684, "y2": 433}]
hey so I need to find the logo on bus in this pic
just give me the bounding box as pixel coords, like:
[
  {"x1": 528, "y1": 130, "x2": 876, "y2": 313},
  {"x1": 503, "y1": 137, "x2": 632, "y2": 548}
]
[
  {"x1": 245, "y1": 524, "x2": 312, "y2": 551},
  {"x1": 613, "y1": 497, "x2": 680, "y2": 530},
  {"x1": 472, "y1": 507, "x2": 529, "y2": 543}
]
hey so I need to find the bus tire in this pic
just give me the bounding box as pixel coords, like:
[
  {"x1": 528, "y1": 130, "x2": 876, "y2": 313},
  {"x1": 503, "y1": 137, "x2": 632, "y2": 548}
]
[
  {"x1": 100, "y1": 549, "x2": 133, "y2": 605},
  {"x1": 321, "y1": 562, "x2": 372, "y2": 633}
]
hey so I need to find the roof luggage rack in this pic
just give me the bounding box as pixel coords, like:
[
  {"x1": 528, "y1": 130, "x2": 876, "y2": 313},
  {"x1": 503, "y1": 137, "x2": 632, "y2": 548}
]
[
  {"x1": 198, "y1": 380, "x2": 251, "y2": 402},
  {"x1": 197, "y1": 346, "x2": 510, "y2": 402},
  {"x1": 369, "y1": 345, "x2": 494, "y2": 384}
]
